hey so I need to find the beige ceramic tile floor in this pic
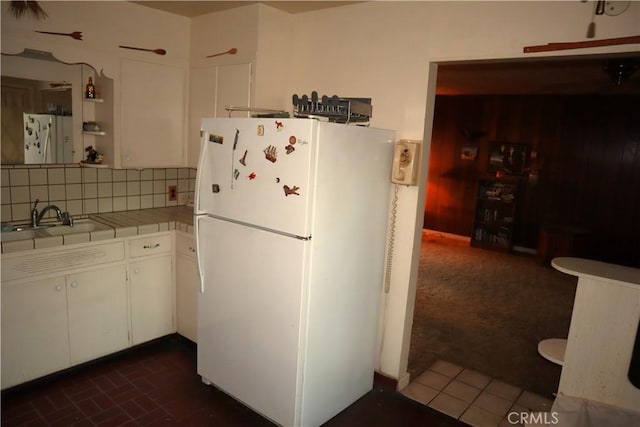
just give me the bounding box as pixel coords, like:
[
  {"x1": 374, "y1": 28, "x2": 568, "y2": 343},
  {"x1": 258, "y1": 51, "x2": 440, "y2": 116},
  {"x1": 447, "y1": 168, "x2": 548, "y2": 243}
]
[{"x1": 402, "y1": 360, "x2": 554, "y2": 427}]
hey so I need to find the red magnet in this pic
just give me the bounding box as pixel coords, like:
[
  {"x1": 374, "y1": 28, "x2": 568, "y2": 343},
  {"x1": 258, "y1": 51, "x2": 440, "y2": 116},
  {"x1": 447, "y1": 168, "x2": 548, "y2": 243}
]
[
  {"x1": 275, "y1": 121, "x2": 284, "y2": 131},
  {"x1": 248, "y1": 172, "x2": 256, "y2": 180},
  {"x1": 283, "y1": 185, "x2": 300, "y2": 197},
  {"x1": 285, "y1": 145, "x2": 295, "y2": 155},
  {"x1": 289, "y1": 135, "x2": 297, "y2": 145}
]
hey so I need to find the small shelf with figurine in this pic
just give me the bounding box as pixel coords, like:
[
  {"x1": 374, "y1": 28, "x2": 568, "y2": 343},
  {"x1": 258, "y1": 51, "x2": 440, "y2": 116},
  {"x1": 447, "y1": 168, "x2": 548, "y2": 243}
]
[
  {"x1": 84, "y1": 97, "x2": 104, "y2": 103},
  {"x1": 82, "y1": 121, "x2": 105, "y2": 136}
]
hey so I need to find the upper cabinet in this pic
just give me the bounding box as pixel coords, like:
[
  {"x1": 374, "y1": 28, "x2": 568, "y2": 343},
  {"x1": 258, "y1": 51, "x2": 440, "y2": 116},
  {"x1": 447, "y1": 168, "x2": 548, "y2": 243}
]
[
  {"x1": 186, "y1": 4, "x2": 293, "y2": 167},
  {"x1": 1, "y1": 1, "x2": 190, "y2": 169},
  {"x1": 187, "y1": 63, "x2": 252, "y2": 167},
  {"x1": 1, "y1": 1, "x2": 294, "y2": 169},
  {"x1": 120, "y1": 59, "x2": 187, "y2": 168}
]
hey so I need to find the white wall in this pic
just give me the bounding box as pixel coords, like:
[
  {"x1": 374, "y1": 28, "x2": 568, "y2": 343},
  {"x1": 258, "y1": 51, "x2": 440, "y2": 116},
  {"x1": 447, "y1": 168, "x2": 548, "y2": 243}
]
[
  {"x1": 1, "y1": 1, "x2": 190, "y2": 77},
  {"x1": 287, "y1": 0, "x2": 640, "y2": 387}
]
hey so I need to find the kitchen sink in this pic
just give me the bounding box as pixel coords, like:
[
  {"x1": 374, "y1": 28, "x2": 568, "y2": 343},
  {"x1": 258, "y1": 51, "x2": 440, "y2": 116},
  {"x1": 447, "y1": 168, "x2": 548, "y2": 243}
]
[
  {"x1": 0, "y1": 228, "x2": 39, "y2": 242},
  {"x1": 1, "y1": 219, "x2": 113, "y2": 242},
  {"x1": 40, "y1": 219, "x2": 113, "y2": 236}
]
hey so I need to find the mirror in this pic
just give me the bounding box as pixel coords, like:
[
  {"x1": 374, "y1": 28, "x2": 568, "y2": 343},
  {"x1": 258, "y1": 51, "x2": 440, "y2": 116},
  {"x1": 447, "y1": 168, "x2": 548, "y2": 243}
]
[
  {"x1": 2, "y1": 75, "x2": 73, "y2": 164},
  {"x1": 1, "y1": 50, "x2": 94, "y2": 165}
]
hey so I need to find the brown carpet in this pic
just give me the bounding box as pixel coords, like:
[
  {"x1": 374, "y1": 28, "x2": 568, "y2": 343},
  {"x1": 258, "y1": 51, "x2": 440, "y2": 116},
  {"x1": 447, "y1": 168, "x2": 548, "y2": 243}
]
[{"x1": 408, "y1": 231, "x2": 577, "y2": 399}]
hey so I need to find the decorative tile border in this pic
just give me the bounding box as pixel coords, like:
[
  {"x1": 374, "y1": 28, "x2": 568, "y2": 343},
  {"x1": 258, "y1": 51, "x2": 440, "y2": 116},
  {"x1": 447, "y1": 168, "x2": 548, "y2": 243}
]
[{"x1": 0, "y1": 165, "x2": 196, "y2": 225}]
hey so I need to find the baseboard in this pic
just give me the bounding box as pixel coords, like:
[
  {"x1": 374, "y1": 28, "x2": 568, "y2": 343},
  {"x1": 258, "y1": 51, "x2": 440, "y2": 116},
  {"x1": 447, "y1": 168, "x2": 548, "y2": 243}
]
[
  {"x1": 423, "y1": 229, "x2": 470, "y2": 242},
  {"x1": 424, "y1": 229, "x2": 539, "y2": 255},
  {"x1": 397, "y1": 371, "x2": 411, "y2": 391},
  {"x1": 514, "y1": 245, "x2": 537, "y2": 255},
  {"x1": 1, "y1": 334, "x2": 183, "y2": 396}
]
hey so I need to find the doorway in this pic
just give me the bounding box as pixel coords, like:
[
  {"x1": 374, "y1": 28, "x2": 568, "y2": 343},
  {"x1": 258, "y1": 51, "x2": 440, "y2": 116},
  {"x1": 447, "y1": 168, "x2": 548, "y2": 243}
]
[{"x1": 406, "y1": 53, "x2": 640, "y2": 398}]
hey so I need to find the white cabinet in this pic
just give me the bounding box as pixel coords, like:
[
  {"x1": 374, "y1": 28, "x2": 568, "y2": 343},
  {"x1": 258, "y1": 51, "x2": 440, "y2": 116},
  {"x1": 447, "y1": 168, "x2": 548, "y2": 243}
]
[
  {"x1": 1, "y1": 276, "x2": 70, "y2": 389},
  {"x1": 175, "y1": 232, "x2": 199, "y2": 342},
  {"x1": 0, "y1": 264, "x2": 128, "y2": 389},
  {"x1": 121, "y1": 59, "x2": 187, "y2": 168},
  {"x1": 214, "y1": 63, "x2": 252, "y2": 117},
  {"x1": 129, "y1": 234, "x2": 175, "y2": 345},
  {"x1": 187, "y1": 63, "x2": 252, "y2": 167},
  {"x1": 1, "y1": 231, "x2": 180, "y2": 389},
  {"x1": 67, "y1": 266, "x2": 129, "y2": 364}
]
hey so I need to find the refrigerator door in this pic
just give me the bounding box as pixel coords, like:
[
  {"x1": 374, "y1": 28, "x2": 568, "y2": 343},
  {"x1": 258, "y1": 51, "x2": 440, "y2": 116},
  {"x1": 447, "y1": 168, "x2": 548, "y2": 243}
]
[
  {"x1": 55, "y1": 117, "x2": 74, "y2": 163},
  {"x1": 196, "y1": 118, "x2": 316, "y2": 238},
  {"x1": 24, "y1": 114, "x2": 52, "y2": 164},
  {"x1": 196, "y1": 215, "x2": 306, "y2": 426}
]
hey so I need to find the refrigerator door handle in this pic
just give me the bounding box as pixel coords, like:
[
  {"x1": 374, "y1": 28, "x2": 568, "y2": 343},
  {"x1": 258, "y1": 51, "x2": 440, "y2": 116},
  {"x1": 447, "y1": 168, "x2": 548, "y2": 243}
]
[
  {"x1": 42, "y1": 122, "x2": 51, "y2": 163},
  {"x1": 194, "y1": 217, "x2": 205, "y2": 293},
  {"x1": 194, "y1": 129, "x2": 209, "y2": 215}
]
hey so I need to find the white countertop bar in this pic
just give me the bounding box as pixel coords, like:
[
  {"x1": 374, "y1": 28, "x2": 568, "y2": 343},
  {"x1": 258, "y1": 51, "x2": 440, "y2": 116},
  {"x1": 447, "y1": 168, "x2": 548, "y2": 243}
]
[{"x1": 551, "y1": 257, "x2": 640, "y2": 413}]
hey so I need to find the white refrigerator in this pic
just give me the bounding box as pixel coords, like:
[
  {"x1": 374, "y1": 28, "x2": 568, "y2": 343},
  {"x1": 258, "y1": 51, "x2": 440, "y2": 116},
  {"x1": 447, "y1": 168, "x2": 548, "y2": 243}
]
[
  {"x1": 195, "y1": 118, "x2": 395, "y2": 426},
  {"x1": 23, "y1": 114, "x2": 73, "y2": 164}
]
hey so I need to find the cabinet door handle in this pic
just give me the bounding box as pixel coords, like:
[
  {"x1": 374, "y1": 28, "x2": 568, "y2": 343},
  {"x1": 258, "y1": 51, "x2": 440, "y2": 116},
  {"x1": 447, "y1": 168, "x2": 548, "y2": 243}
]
[
  {"x1": 70, "y1": 282, "x2": 78, "y2": 288},
  {"x1": 143, "y1": 243, "x2": 160, "y2": 249},
  {"x1": 55, "y1": 285, "x2": 64, "y2": 292}
]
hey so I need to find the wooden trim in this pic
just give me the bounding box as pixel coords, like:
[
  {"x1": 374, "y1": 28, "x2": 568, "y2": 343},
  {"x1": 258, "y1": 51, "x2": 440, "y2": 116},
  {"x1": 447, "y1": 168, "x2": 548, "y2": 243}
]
[{"x1": 523, "y1": 35, "x2": 640, "y2": 53}]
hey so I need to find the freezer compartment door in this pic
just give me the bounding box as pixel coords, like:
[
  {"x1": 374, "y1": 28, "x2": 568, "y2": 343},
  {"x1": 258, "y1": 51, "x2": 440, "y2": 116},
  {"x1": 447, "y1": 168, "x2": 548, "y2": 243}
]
[
  {"x1": 196, "y1": 118, "x2": 316, "y2": 237},
  {"x1": 24, "y1": 114, "x2": 53, "y2": 164},
  {"x1": 196, "y1": 216, "x2": 305, "y2": 427}
]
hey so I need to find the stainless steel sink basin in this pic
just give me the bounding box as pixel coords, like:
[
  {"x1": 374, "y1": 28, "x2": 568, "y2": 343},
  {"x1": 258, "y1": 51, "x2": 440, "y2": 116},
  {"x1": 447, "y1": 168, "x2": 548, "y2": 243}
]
[
  {"x1": 1, "y1": 228, "x2": 39, "y2": 242},
  {"x1": 1, "y1": 219, "x2": 113, "y2": 242},
  {"x1": 40, "y1": 219, "x2": 113, "y2": 236}
]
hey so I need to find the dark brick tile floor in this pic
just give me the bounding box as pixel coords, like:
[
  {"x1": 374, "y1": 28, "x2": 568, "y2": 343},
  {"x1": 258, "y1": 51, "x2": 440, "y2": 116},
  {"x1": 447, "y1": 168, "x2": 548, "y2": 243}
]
[{"x1": 1, "y1": 335, "x2": 467, "y2": 426}]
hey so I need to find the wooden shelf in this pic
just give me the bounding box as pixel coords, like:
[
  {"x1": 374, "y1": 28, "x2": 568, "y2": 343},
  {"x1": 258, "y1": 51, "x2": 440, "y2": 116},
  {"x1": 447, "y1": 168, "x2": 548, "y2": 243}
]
[
  {"x1": 79, "y1": 162, "x2": 110, "y2": 168},
  {"x1": 84, "y1": 98, "x2": 104, "y2": 103},
  {"x1": 82, "y1": 131, "x2": 106, "y2": 136}
]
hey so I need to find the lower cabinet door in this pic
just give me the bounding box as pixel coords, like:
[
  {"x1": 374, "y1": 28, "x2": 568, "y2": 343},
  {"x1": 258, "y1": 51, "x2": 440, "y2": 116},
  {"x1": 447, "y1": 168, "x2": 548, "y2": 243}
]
[
  {"x1": 67, "y1": 265, "x2": 129, "y2": 365},
  {"x1": 130, "y1": 255, "x2": 174, "y2": 345},
  {"x1": 1, "y1": 276, "x2": 70, "y2": 389},
  {"x1": 176, "y1": 254, "x2": 199, "y2": 342}
]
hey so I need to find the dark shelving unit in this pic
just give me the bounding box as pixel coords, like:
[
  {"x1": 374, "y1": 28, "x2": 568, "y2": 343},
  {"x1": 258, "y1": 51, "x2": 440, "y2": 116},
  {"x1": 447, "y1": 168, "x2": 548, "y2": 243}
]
[{"x1": 471, "y1": 177, "x2": 519, "y2": 252}]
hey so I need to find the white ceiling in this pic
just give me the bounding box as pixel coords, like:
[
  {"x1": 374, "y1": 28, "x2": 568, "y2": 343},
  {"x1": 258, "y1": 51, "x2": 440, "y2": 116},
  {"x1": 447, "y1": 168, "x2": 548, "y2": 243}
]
[
  {"x1": 129, "y1": 1, "x2": 362, "y2": 17},
  {"x1": 131, "y1": 1, "x2": 640, "y2": 95}
]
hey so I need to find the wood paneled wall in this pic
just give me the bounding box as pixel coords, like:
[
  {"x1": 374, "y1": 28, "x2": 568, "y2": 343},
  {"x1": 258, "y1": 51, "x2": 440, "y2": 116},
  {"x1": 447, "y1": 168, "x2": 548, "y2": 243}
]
[{"x1": 424, "y1": 95, "x2": 640, "y2": 267}]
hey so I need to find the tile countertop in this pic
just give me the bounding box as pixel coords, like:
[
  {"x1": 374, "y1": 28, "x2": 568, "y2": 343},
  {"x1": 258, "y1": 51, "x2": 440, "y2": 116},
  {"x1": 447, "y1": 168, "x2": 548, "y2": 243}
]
[{"x1": 1, "y1": 206, "x2": 195, "y2": 254}]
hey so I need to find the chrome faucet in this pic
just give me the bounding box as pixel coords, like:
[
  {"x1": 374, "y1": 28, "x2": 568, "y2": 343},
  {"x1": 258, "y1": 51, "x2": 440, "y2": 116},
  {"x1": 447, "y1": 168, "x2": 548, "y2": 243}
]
[
  {"x1": 30, "y1": 199, "x2": 74, "y2": 227},
  {"x1": 30, "y1": 199, "x2": 40, "y2": 227}
]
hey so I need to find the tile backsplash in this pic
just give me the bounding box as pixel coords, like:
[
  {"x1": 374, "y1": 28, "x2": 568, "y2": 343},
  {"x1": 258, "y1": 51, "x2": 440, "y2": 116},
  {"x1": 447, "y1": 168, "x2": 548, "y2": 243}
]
[{"x1": 1, "y1": 164, "x2": 196, "y2": 224}]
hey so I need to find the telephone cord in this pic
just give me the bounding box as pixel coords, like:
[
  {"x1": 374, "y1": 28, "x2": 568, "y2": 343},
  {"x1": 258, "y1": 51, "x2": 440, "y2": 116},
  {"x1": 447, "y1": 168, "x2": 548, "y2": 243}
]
[{"x1": 385, "y1": 183, "x2": 399, "y2": 293}]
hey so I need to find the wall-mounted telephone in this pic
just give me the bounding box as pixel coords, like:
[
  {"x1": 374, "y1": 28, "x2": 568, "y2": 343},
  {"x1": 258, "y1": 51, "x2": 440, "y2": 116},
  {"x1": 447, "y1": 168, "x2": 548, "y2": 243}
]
[
  {"x1": 391, "y1": 140, "x2": 421, "y2": 186},
  {"x1": 385, "y1": 140, "x2": 421, "y2": 294}
]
